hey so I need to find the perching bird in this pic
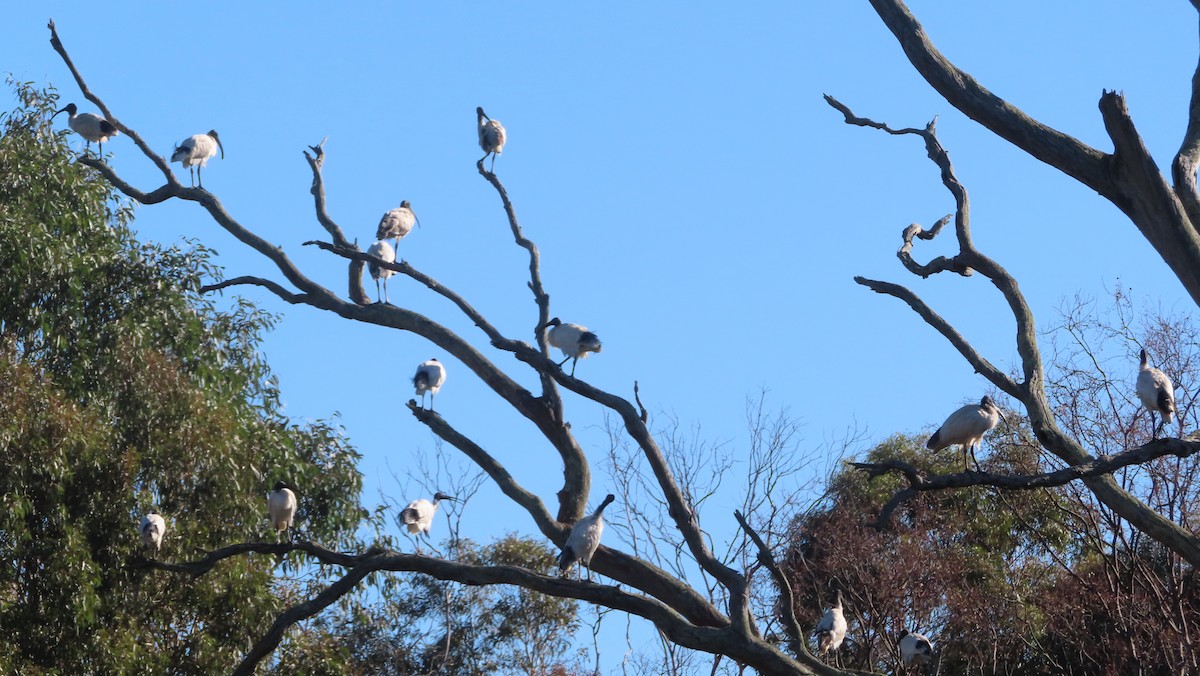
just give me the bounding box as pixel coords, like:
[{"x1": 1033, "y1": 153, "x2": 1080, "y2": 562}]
[
  {"x1": 813, "y1": 589, "x2": 848, "y2": 665},
  {"x1": 400, "y1": 491, "x2": 456, "y2": 549},
  {"x1": 413, "y1": 358, "x2": 446, "y2": 410},
  {"x1": 476, "y1": 106, "x2": 506, "y2": 171},
  {"x1": 139, "y1": 510, "x2": 166, "y2": 556},
  {"x1": 376, "y1": 201, "x2": 421, "y2": 251},
  {"x1": 545, "y1": 317, "x2": 602, "y2": 376},
  {"x1": 898, "y1": 629, "x2": 934, "y2": 668},
  {"x1": 268, "y1": 481, "x2": 298, "y2": 540},
  {"x1": 1137, "y1": 348, "x2": 1176, "y2": 439},
  {"x1": 559, "y1": 493, "x2": 615, "y2": 582},
  {"x1": 53, "y1": 103, "x2": 118, "y2": 156},
  {"x1": 366, "y1": 240, "x2": 396, "y2": 304},
  {"x1": 926, "y1": 395, "x2": 1007, "y2": 468},
  {"x1": 170, "y1": 130, "x2": 224, "y2": 188}
]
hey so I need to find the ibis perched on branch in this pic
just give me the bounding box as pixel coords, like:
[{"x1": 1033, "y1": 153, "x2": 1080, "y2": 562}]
[
  {"x1": 376, "y1": 201, "x2": 420, "y2": 251},
  {"x1": 400, "y1": 491, "x2": 456, "y2": 551},
  {"x1": 53, "y1": 103, "x2": 117, "y2": 156},
  {"x1": 813, "y1": 589, "x2": 848, "y2": 665},
  {"x1": 545, "y1": 318, "x2": 602, "y2": 376},
  {"x1": 926, "y1": 395, "x2": 1006, "y2": 468},
  {"x1": 366, "y1": 240, "x2": 396, "y2": 304},
  {"x1": 477, "y1": 106, "x2": 506, "y2": 171},
  {"x1": 413, "y1": 358, "x2": 446, "y2": 410},
  {"x1": 171, "y1": 130, "x2": 224, "y2": 188},
  {"x1": 139, "y1": 510, "x2": 166, "y2": 556},
  {"x1": 268, "y1": 481, "x2": 298, "y2": 541},
  {"x1": 898, "y1": 629, "x2": 935, "y2": 668},
  {"x1": 1137, "y1": 348, "x2": 1175, "y2": 439},
  {"x1": 559, "y1": 493, "x2": 615, "y2": 582}
]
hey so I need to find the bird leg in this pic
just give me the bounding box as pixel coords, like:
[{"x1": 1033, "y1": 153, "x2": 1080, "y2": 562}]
[
  {"x1": 374, "y1": 278, "x2": 383, "y2": 304},
  {"x1": 1151, "y1": 411, "x2": 1161, "y2": 440},
  {"x1": 383, "y1": 278, "x2": 390, "y2": 305},
  {"x1": 557, "y1": 355, "x2": 572, "y2": 367},
  {"x1": 570, "y1": 358, "x2": 578, "y2": 377},
  {"x1": 198, "y1": 165, "x2": 204, "y2": 189}
]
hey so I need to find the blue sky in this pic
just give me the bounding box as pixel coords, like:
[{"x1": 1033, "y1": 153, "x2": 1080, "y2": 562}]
[{"x1": 6, "y1": 1, "x2": 1199, "y2": 667}]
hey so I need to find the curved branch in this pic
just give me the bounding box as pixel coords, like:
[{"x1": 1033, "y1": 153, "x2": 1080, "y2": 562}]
[
  {"x1": 233, "y1": 564, "x2": 375, "y2": 676},
  {"x1": 853, "y1": 276, "x2": 1020, "y2": 398},
  {"x1": 854, "y1": 437, "x2": 1200, "y2": 529},
  {"x1": 200, "y1": 276, "x2": 307, "y2": 303},
  {"x1": 303, "y1": 139, "x2": 369, "y2": 305},
  {"x1": 734, "y1": 511, "x2": 808, "y2": 664}
]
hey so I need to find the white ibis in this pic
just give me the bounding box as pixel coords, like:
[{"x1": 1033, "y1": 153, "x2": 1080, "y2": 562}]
[
  {"x1": 170, "y1": 130, "x2": 224, "y2": 188},
  {"x1": 400, "y1": 491, "x2": 456, "y2": 550},
  {"x1": 1137, "y1": 349, "x2": 1176, "y2": 438},
  {"x1": 545, "y1": 317, "x2": 602, "y2": 376},
  {"x1": 413, "y1": 358, "x2": 446, "y2": 410},
  {"x1": 139, "y1": 510, "x2": 166, "y2": 556},
  {"x1": 559, "y1": 493, "x2": 615, "y2": 582},
  {"x1": 268, "y1": 481, "x2": 298, "y2": 541},
  {"x1": 898, "y1": 629, "x2": 934, "y2": 668},
  {"x1": 813, "y1": 589, "x2": 848, "y2": 665},
  {"x1": 53, "y1": 103, "x2": 118, "y2": 156},
  {"x1": 376, "y1": 201, "x2": 420, "y2": 251},
  {"x1": 926, "y1": 395, "x2": 1007, "y2": 468},
  {"x1": 477, "y1": 106, "x2": 506, "y2": 171},
  {"x1": 366, "y1": 240, "x2": 396, "y2": 304}
]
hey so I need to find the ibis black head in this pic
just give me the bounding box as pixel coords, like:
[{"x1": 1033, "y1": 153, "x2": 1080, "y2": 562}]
[
  {"x1": 433, "y1": 491, "x2": 456, "y2": 503},
  {"x1": 207, "y1": 129, "x2": 225, "y2": 159},
  {"x1": 596, "y1": 493, "x2": 616, "y2": 513},
  {"x1": 1140, "y1": 348, "x2": 1150, "y2": 365},
  {"x1": 273, "y1": 480, "x2": 293, "y2": 493},
  {"x1": 400, "y1": 200, "x2": 411, "y2": 208},
  {"x1": 546, "y1": 317, "x2": 562, "y2": 328},
  {"x1": 429, "y1": 357, "x2": 439, "y2": 363},
  {"x1": 53, "y1": 103, "x2": 77, "y2": 118},
  {"x1": 477, "y1": 106, "x2": 488, "y2": 120},
  {"x1": 898, "y1": 629, "x2": 910, "y2": 643},
  {"x1": 980, "y1": 395, "x2": 995, "y2": 408},
  {"x1": 149, "y1": 508, "x2": 160, "y2": 515}
]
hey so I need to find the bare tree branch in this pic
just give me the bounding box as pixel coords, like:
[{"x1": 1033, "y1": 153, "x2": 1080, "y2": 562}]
[
  {"x1": 199, "y1": 276, "x2": 308, "y2": 304},
  {"x1": 302, "y1": 138, "x2": 370, "y2": 305},
  {"x1": 734, "y1": 510, "x2": 806, "y2": 662},
  {"x1": 854, "y1": 437, "x2": 1200, "y2": 528}
]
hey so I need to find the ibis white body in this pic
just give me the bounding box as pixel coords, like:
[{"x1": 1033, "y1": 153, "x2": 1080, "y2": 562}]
[
  {"x1": 899, "y1": 629, "x2": 934, "y2": 666},
  {"x1": 140, "y1": 511, "x2": 166, "y2": 555},
  {"x1": 813, "y1": 589, "x2": 847, "y2": 659},
  {"x1": 926, "y1": 395, "x2": 1005, "y2": 457},
  {"x1": 400, "y1": 491, "x2": 455, "y2": 538},
  {"x1": 413, "y1": 358, "x2": 446, "y2": 410},
  {"x1": 1137, "y1": 349, "x2": 1175, "y2": 433},
  {"x1": 476, "y1": 106, "x2": 506, "y2": 170},
  {"x1": 268, "y1": 483, "x2": 298, "y2": 534},
  {"x1": 376, "y1": 201, "x2": 418, "y2": 248},
  {"x1": 366, "y1": 240, "x2": 396, "y2": 304},
  {"x1": 54, "y1": 103, "x2": 118, "y2": 154},
  {"x1": 559, "y1": 494, "x2": 615, "y2": 582},
  {"x1": 171, "y1": 130, "x2": 224, "y2": 187},
  {"x1": 546, "y1": 318, "x2": 602, "y2": 376}
]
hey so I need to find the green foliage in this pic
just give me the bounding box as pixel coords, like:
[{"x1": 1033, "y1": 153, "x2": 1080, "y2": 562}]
[{"x1": 0, "y1": 81, "x2": 363, "y2": 673}]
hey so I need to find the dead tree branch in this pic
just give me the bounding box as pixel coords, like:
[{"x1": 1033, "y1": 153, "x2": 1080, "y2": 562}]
[
  {"x1": 854, "y1": 437, "x2": 1200, "y2": 529},
  {"x1": 832, "y1": 93, "x2": 1200, "y2": 566}
]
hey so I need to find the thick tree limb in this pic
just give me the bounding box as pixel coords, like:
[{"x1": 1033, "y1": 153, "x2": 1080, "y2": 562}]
[
  {"x1": 855, "y1": 437, "x2": 1200, "y2": 529},
  {"x1": 865, "y1": 0, "x2": 1200, "y2": 309}
]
